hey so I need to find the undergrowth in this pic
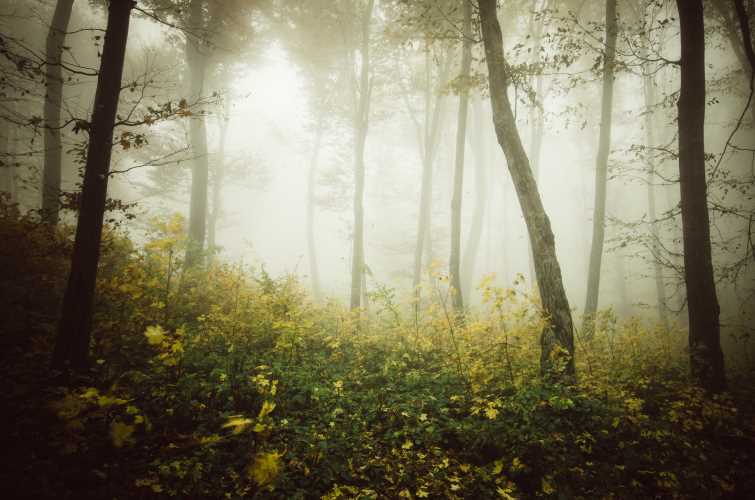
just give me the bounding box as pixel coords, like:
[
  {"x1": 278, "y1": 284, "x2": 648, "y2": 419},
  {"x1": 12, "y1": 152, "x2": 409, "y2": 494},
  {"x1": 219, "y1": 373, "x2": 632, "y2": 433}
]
[{"x1": 1, "y1": 201, "x2": 753, "y2": 499}]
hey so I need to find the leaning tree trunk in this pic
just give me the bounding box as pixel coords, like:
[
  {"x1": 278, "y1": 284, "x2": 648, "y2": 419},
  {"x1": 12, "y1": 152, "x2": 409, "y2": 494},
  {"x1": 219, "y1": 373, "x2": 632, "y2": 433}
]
[
  {"x1": 583, "y1": 0, "x2": 618, "y2": 334},
  {"x1": 42, "y1": 0, "x2": 75, "y2": 225},
  {"x1": 478, "y1": 0, "x2": 575, "y2": 377},
  {"x1": 185, "y1": 0, "x2": 210, "y2": 268},
  {"x1": 307, "y1": 118, "x2": 324, "y2": 300},
  {"x1": 52, "y1": 0, "x2": 135, "y2": 371},
  {"x1": 449, "y1": 0, "x2": 472, "y2": 314},
  {"x1": 675, "y1": 0, "x2": 726, "y2": 392},
  {"x1": 350, "y1": 0, "x2": 374, "y2": 310}
]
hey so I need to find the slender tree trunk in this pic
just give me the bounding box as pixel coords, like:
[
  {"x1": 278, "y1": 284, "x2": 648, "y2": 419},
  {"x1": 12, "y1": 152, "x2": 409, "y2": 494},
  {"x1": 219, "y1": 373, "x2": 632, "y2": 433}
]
[
  {"x1": 52, "y1": 0, "x2": 134, "y2": 371},
  {"x1": 712, "y1": 0, "x2": 755, "y2": 126},
  {"x1": 0, "y1": 111, "x2": 15, "y2": 200},
  {"x1": 676, "y1": 0, "x2": 726, "y2": 392},
  {"x1": 185, "y1": 0, "x2": 210, "y2": 268},
  {"x1": 583, "y1": 0, "x2": 618, "y2": 333},
  {"x1": 207, "y1": 104, "x2": 229, "y2": 263},
  {"x1": 42, "y1": 0, "x2": 75, "y2": 224},
  {"x1": 478, "y1": 0, "x2": 575, "y2": 377},
  {"x1": 350, "y1": 0, "x2": 374, "y2": 310},
  {"x1": 412, "y1": 49, "x2": 447, "y2": 297},
  {"x1": 461, "y1": 98, "x2": 487, "y2": 302},
  {"x1": 526, "y1": 1, "x2": 548, "y2": 286},
  {"x1": 642, "y1": 72, "x2": 670, "y2": 330},
  {"x1": 449, "y1": 0, "x2": 472, "y2": 314},
  {"x1": 308, "y1": 118, "x2": 324, "y2": 300}
]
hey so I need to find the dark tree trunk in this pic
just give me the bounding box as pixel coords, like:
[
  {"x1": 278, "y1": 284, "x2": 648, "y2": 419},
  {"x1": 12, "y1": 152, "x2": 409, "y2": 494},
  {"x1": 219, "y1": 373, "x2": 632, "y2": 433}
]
[
  {"x1": 478, "y1": 0, "x2": 575, "y2": 377},
  {"x1": 185, "y1": 0, "x2": 210, "y2": 268},
  {"x1": 461, "y1": 98, "x2": 487, "y2": 303},
  {"x1": 52, "y1": 0, "x2": 135, "y2": 371},
  {"x1": 350, "y1": 0, "x2": 374, "y2": 310},
  {"x1": 307, "y1": 118, "x2": 324, "y2": 300},
  {"x1": 583, "y1": 0, "x2": 618, "y2": 333},
  {"x1": 0, "y1": 108, "x2": 16, "y2": 200},
  {"x1": 42, "y1": 0, "x2": 74, "y2": 225},
  {"x1": 676, "y1": 0, "x2": 726, "y2": 392},
  {"x1": 449, "y1": 0, "x2": 472, "y2": 314}
]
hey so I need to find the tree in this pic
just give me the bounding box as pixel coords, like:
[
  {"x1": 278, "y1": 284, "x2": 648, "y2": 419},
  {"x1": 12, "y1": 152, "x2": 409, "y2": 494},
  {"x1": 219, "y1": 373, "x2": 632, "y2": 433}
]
[
  {"x1": 460, "y1": 97, "x2": 488, "y2": 303},
  {"x1": 41, "y1": 0, "x2": 75, "y2": 224},
  {"x1": 449, "y1": 0, "x2": 472, "y2": 314},
  {"x1": 52, "y1": 0, "x2": 136, "y2": 371},
  {"x1": 350, "y1": 0, "x2": 375, "y2": 310},
  {"x1": 583, "y1": 0, "x2": 617, "y2": 332},
  {"x1": 675, "y1": 0, "x2": 726, "y2": 392},
  {"x1": 184, "y1": 0, "x2": 211, "y2": 267},
  {"x1": 478, "y1": 0, "x2": 575, "y2": 376}
]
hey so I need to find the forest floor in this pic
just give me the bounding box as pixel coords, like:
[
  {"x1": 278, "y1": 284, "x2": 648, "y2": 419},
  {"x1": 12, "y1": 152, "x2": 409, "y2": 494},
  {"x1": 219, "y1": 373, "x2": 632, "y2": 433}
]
[{"x1": 1, "y1": 203, "x2": 755, "y2": 499}]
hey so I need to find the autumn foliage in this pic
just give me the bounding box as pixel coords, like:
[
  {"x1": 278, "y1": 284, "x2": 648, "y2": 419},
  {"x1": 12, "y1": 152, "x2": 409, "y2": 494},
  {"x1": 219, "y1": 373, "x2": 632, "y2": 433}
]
[{"x1": 1, "y1": 201, "x2": 754, "y2": 499}]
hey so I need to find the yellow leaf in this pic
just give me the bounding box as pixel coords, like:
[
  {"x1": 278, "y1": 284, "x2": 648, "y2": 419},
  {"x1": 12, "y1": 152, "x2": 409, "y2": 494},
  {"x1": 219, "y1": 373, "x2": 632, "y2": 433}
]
[
  {"x1": 144, "y1": 325, "x2": 166, "y2": 346},
  {"x1": 484, "y1": 406, "x2": 499, "y2": 420},
  {"x1": 416, "y1": 488, "x2": 429, "y2": 498},
  {"x1": 110, "y1": 421, "x2": 135, "y2": 448},
  {"x1": 402, "y1": 439, "x2": 413, "y2": 450},
  {"x1": 223, "y1": 416, "x2": 253, "y2": 434},
  {"x1": 258, "y1": 401, "x2": 276, "y2": 419},
  {"x1": 493, "y1": 460, "x2": 504, "y2": 475},
  {"x1": 541, "y1": 476, "x2": 555, "y2": 495},
  {"x1": 247, "y1": 451, "x2": 282, "y2": 486}
]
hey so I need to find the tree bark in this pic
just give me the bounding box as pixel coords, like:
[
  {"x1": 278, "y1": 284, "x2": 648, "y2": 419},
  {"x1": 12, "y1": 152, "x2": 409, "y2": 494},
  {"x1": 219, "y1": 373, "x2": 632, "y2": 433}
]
[
  {"x1": 478, "y1": 0, "x2": 575, "y2": 377},
  {"x1": 185, "y1": 0, "x2": 210, "y2": 268},
  {"x1": 642, "y1": 72, "x2": 670, "y2": 330},
  {"x1": 712, "y1": 0, "x2": 755, "y2": 126},
  {"x1": 350, "y1": 0, "x2": 374, "y2": 310},
  {"x1": 449, "y1": 0, "x2": 472, "y2": 314},
  {"x1": 207, "y1": 100, "x2": 229, "y2": 264},
  {"x1": 461, "y1": 98, "x2": 487, "y2": 303},
  {"x1": 42, "y1": 0, "x2": 75, "y2": 225},
  {"x1": 676, "y1": 0, "x2": 726, "y2": 392},
  {"x1": 583, "y1": 0, "x2": 618, "y2": 333},
  {"x1": 52, "y1": 0, "x2": 135, "y2": 371},
  {"x1": 308, "y1": 118, "x2": 324, "y2": 300},
  {"x1": 413, "y1": 49, "x2": 449, "y2": 301}
]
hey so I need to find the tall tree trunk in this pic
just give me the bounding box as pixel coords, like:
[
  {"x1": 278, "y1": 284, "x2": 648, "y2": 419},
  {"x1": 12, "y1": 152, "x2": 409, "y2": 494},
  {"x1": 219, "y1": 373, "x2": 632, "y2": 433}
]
[
  {"x1": 527, "y1": 1, "x2": 548, "y2": 286},
  {"x1": 712, "y1": 0, "x2": 755, "y2": 126},
  {"x1": 478, "y1": 0, "x2": 575, "y2": 377},
  {"x1": 675, "y1": 0, "x2": 726, "y2": 392},
  {"x1": 207, "y1": 102, "x2": 229, "y2": 264},
  {"x1": 52, "y1": 0, "x2": 134, "y2": 371},
  {"x1": 461, "y1": 98, "x2": 487, "y2": 302},
  {"x1": 413, "y1": 49, "x2": 449, "y2": 301},
  {"x1": 583, "y1": 0, "x2": 618, "y2": 333},
  {"x1": 642, "y1": 72, "x2": 670, "y2": 330},
  {"x1": 185, "y1": 0, "x2": 210, "y2": 268},
  {"x1": 42, "y1": 0, "x2": 75, "y2": 225},
  {"x1": 449, "y1": 0, "x2": 472, "y2": 314},
  {"x1": 308, "y1": 118, "x2": 324, "y2": 300},
  {"x1": 350, "y1": 0, "x2": 374, "y2": 310},
  {"x1": 0, "y1": 109, "x2": 16, "y2": 200}
]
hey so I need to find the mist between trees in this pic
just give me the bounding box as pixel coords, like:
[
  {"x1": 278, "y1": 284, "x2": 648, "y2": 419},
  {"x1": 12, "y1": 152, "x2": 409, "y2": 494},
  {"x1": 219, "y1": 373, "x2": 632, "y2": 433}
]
[{"x1": 1, "y1": 0, "x2": 754, "y2": 498}]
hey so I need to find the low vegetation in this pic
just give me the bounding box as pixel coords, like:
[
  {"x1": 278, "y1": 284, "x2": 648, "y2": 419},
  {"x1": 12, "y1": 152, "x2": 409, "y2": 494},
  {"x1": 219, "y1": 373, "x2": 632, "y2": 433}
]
[{"x1": 1, "y1": 201, "x2": 753, "y2": 499}]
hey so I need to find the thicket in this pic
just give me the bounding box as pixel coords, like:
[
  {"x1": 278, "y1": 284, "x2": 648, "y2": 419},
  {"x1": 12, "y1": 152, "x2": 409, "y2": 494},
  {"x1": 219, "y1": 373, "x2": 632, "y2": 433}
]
[{"x1": 1, "y1": 199, "x2": 753, "y2": 499}]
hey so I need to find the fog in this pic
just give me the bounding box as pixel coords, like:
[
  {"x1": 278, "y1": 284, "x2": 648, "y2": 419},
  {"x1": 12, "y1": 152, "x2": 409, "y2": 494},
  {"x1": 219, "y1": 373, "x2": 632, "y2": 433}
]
[{"x1": 1, "y1": 0, "x2": 754, "y2": 357}]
